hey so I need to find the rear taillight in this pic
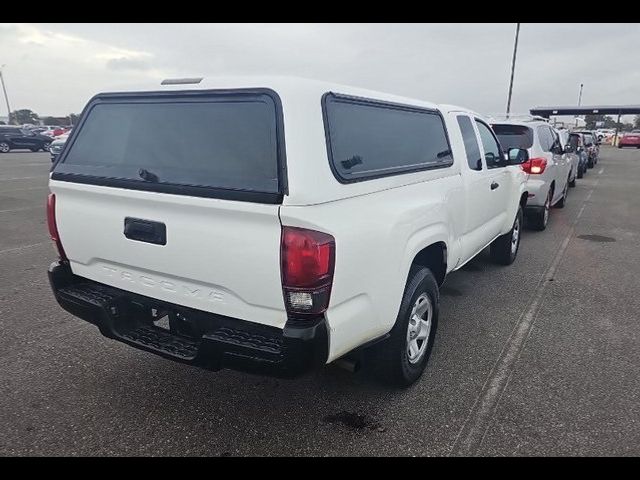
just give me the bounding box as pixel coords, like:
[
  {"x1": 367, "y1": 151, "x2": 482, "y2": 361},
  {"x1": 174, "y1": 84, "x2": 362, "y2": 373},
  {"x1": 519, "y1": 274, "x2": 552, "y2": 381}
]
[
  {"x1": 47, "y1": 193, "x2": 68, "y2": 262},
  {"x1": 521, "y1": 157, "x2": 547, "y2": 175},
  {"x1": 280, "y1": 226, "x2": 335, "y2": 315}
]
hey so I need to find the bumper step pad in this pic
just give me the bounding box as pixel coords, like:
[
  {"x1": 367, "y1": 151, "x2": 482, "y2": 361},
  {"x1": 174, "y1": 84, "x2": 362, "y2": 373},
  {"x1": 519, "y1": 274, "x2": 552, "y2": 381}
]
[{"x1": 121, "y1": 325, "x2": 200, "y2": 360}]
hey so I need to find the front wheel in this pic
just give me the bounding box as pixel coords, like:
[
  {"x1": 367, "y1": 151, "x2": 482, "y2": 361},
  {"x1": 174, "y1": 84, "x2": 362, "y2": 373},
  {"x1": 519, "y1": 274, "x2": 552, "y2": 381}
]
[
  {"x1": 367, "y1": 266, "x2": 439, "y2": 388},
  {"x1": 42, "y1": 143, "x2": 51, "y2": 152},
  {"x1": 490, "y1": 206, "x2": 523, "y2": 265},
  {"x1": 577, "y1": 165, "x2": 584, "y2": 179},
  {"x1": 0, "y1": 141, "x2": 10, "y2": 153}
]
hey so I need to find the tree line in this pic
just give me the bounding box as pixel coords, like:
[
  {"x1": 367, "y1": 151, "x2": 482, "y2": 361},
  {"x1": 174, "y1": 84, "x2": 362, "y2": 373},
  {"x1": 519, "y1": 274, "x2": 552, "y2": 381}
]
[
  {"x1": 584, "y1": 114, "x2": 640, "y2": 131},
  {"x1": 0, "y1": 109, "x2": 79, "y2": 126}
]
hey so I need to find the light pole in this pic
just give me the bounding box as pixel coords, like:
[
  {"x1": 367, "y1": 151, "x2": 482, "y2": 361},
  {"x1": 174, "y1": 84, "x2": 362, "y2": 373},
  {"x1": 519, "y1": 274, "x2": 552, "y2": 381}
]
[
  {"x1": 576, "y1": 83, "x2": 584, "y2": 127},
  {"x1": 578, "y1": 83, "x2": 584, "y2": 106},
  {"x1": 505, "y1": 23, "x2": 521, "y2": 119},
  {"x1": 0, "y1": 65, "x2": 13, "y2": 125}
]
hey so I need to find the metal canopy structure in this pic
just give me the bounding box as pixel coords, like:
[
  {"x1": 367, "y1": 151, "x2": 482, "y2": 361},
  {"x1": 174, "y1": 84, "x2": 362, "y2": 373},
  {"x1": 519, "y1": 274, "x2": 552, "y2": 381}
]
[
  {"x1": 529, "y1": 105, "x2": 640, "y2": 144},
  {"x1": 530, "y1": 105, "x2": 640, "y2": 118}
]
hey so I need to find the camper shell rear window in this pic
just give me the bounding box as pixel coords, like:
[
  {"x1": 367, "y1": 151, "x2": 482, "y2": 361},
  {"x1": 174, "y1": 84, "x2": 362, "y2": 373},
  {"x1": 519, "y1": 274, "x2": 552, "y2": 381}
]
[{"x1": 52, "y1": 89, "x2": 287, "y2": 204}]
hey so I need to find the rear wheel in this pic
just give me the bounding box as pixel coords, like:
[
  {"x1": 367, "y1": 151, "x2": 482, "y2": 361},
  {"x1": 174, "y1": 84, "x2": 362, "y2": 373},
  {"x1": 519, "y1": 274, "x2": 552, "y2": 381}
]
[
  {"x1": 529, "y1": 187, "x2": 552, "y2": 231},
  {"x1": 555, "y1": 177, "x2": 569, "y2": 208},
  {"x1": 0, "y1": 142, "x2": 10, "y2": 153},
  {"x1": 368, "y1": 266, "x2": 438, "y2": 388},
  {"x1": 42, "y1": 143, "x2": 51, "y2": 152},
  {"x1": 577, "y1": 164, "x2": 584, "y2": 179},
  {"x1": 490, "y1": 206, "x2": 523, "y2": 265}
]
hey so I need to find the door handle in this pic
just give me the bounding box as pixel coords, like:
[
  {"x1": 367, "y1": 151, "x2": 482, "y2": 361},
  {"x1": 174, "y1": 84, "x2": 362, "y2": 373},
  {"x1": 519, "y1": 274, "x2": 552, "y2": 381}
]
[{"x1": 491, "y1": 181, "x2": 500, "y2": 190}]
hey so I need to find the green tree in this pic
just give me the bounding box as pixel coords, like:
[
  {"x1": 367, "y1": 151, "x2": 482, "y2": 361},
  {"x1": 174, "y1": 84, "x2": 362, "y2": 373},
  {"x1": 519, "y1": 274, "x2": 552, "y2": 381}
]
[
  {"x1": 69, "y1": 113, "x2": 79, "y2": 126},
  {"x1": 11, "y1": 109, "x2": 39, "y2": 125},
  {"x1": 584, "y1": 114, "x2": 605, "y2": 129},
  {"x1": 41, "y1": 116, "x2": 59, "y2": 126},
  {"x1": 634, "y1": 115, "x2": 640, "y2": 129}
]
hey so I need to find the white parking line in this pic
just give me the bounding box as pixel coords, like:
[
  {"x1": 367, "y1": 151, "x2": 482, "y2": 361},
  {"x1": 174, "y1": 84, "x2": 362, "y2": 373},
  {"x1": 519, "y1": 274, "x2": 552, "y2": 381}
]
[
  {"x1": 0, "y1": 242, "x2": 47, "y2": 256},
  {"x1": 0, "y1": 176, "x2": 45, "y2": 182},
  {"x1": 0, "y1": 162, "x2": 52, "y2": 167},
  {"x1": 0, "y1": 206, "x2": 41, "y2": 214},
  {"x1": 598, "y1": 168, "x2": 604, "y2": 175},
  {"x1": 0, "y1": 186, "x2": 49, "y2": 193},
  {"x1": 451, "y1": 178, "x2": 600, "y2": 456}
]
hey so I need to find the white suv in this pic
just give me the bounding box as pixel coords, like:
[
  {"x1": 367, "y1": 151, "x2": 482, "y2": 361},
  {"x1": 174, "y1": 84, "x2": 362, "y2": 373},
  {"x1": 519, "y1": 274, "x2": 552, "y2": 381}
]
[
  {"x1": 47, "y1": 77, "x2": 528, "y2": 387},
  {"x1": 491, "y1": 119, "x2": 572, "y2": 231}
]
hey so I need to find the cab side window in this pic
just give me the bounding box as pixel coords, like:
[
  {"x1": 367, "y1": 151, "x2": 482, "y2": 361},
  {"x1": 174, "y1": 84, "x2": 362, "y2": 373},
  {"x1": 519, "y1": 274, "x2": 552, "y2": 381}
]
[
  {"x1": 475, "y1": 120, "x2": 504, "y2": 169},
  {"x1": 457, "y1": 115, "x2": 483, "y2": 171}
]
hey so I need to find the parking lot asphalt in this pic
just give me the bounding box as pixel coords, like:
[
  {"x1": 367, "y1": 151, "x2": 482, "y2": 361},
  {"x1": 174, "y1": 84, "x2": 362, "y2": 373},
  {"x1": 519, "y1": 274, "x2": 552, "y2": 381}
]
[{"x1": 1, "y1": 147, "x2": 639, "y2": 456}]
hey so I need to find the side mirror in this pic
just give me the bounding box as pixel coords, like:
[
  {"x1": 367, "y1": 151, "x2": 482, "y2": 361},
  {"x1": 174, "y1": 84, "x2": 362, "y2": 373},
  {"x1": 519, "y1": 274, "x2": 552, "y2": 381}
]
[
  {"x1": 507, "y1": 147, "x2": 529, "y2": 165},
  {"x1": 564, "y1": 144, "x2": 574, "y2": 154},
  {"x1": 551, "y1": 143, "x2": 564, "y2": 155}
]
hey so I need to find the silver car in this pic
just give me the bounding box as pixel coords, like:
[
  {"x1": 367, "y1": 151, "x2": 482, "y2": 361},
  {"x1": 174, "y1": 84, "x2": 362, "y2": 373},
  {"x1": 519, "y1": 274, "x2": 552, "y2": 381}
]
[
  {"x1": 491, "y1": 119, "x2": 572, "y2": 231},
  {"x1": 556, "y1": 129, "x2": 579, "y2": 188}
]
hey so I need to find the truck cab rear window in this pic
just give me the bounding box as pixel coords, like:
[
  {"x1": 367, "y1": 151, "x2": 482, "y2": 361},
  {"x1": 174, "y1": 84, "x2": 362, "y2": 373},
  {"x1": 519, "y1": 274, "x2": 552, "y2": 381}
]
[
  {"x1": 53, "y1": 91, "x2": 284, "y2": 201},
  {"x1": 323, "y1": 93, "x2": 453, "y2": 183}
]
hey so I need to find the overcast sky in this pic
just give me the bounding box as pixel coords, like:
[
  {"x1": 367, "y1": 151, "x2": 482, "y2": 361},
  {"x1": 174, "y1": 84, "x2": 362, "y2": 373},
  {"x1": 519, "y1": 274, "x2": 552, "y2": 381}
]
[{"x1": 1, "y1": 23, "x2": 639, "y2": 119}]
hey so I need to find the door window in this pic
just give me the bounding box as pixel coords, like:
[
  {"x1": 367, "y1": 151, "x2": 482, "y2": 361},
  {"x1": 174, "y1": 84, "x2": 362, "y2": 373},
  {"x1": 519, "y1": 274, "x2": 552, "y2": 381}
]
[
  {"x1": 475, "y1": 120, "x2": 504, "y2": 169},
  {"x1": 456, "y1": 115, "x2": 483, "y2": 171}
]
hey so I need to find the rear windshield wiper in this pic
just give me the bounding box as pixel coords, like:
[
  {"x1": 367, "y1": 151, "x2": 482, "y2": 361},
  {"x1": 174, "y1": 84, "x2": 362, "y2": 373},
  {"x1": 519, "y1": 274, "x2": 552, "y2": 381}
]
[{"x1": 138, "y1": 168, "x2": 159, "y2": 183}]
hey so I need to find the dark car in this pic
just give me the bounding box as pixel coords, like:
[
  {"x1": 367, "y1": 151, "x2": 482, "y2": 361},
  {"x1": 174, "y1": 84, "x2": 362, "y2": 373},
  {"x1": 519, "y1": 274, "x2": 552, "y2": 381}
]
[
  {"x1": 574, "y1": 131, "x2": 599, "y2": 168},
  {"x1": 568, "y1": 132, "x2": 589, "y2": 178},
  {"x1": 0, "y1": 126, "x2": 53, "y2": 153}
]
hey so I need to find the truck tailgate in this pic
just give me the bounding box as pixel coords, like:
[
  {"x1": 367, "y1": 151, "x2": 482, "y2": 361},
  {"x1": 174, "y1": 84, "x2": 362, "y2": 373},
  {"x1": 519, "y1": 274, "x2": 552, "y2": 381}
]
[{"x1": 50, "y1": 180, "x2": 287, "y2": 328}]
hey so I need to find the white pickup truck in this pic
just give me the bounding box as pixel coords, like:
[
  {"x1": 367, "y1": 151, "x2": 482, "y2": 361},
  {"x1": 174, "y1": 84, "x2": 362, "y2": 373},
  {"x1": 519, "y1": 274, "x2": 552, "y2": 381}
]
[{"x1": 47, "y1": 77, "x2": 528, "y2": 387}]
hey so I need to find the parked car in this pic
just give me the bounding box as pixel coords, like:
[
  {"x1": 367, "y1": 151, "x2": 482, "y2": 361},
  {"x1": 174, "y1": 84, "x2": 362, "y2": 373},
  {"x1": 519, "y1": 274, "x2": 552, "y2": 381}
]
[
  {"x1": 492, "y1": 118, "x2": 572, "y2": 230},
  {"x1": 49, "y1": 134, "x2": 69, "y2": 162},
  {"x1": 618, "y1": 130, "x2": 640, "y2": 149},
  {"x1": 576, "y1": 131, "x2": 599, "y2": 168},
  {"x1": 46, "y1": 77, "x2": 529, "y2": 387},
  {"x1": 0, "y1": 126, "x2": 52, "y2": 153},
  {"x1": 555, "y1": 129, "x2": 579, "y2": 188},
  {"x1": 568, "y1": 132, "x2": 589, "y2": 178},
  {"x1": 35, "y1": 126, "x2": 69, "y2": 137}
]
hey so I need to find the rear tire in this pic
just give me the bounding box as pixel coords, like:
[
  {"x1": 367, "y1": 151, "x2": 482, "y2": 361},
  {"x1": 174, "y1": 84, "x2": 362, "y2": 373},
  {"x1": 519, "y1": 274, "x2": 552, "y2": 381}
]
[
  {"x1": 490, "y1": 206, "x2": 523, "y2": 265},
  {"x1": 367, "y1": 266, "x2": 439, "y2": 388},
  {"x1": 555, "y1": 178, "x2": 569, "y2": 208},
  {"x1": 0, "y1": 142, "x2": 10, "y2": 153},
  {"x1": 577, "y1": 165, "x2": 584, "y2": 179},
  {"x1": 528, "y1": 188, "x2": 552, "y2": 231}
]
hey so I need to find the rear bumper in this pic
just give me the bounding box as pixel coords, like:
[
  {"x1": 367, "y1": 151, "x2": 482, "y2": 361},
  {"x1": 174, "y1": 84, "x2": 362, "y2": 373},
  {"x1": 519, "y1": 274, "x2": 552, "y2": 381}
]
[{"x1": 48, "y1": 261, "x2": 328, "y2": 378}]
